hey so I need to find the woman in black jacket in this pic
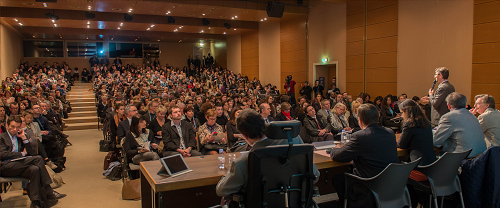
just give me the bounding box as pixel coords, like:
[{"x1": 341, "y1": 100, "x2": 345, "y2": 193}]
[
  {"x1": 225, "y1": 106, "x2": 243, "y2": 149},
  {"x1": 123, "y1": 114, "x2": 160, "y2": 165},
  {"x1": 380, "y1": 95, "x2": 401, "y2": 129},
  {"x1": 148, "y1": 106, "x2": 169, "y2": 144},
  {"x1": 110, "y1": 103, "x2": 125, "y2": 145},
  {"x1": 276, "y1": 102, "x2": 296, "y2": 121}
]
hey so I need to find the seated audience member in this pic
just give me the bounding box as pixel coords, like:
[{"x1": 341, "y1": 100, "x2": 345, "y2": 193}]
[
  {"x1": 373, "y1": 96, "x2": 383, "y2": 111},
  {"x1": 97, "y1": 96, "x2": 109, "y2": 123},
  {"x1": 0, "y1": 106, "x2": 7, "y2": 131},
  {"x1": 215, "y1": 103, "x2": 228, "y2": 126},
  {"x1": 293, "y1": 96, "x2": 307, "y2": 117},
  {"x1": 198, "y1": 109, "x2": 227, "y2": 155},
  {"x1": 110, "y1": 103, "x2": 125, "y2": 144},
  {"x1": 198, "y1": 102, "x2": 213, "y2": 125},
  {"x1": 312, "y1": 94, "x2": 323, "y2": 112},
  {"x1": 161, "y1": 107, "x2": 202, "y2": 157},
  {"x1": 226, "y1": 106, "x2": 244, "y2": 150},
  {"x1": 143, "y1": 100, "x2": 159, "y2": 125},
  {"x1": 23, "y1": 111, "x2": 57, "y2": 169},
  {"x1": 412, "y1": 96, "x2": 431, "y2": 121},
  {"x1": 317, "y1": 99, "x2": 333, "y2": 125},
  {"x1": 330, "y1": 104, "x2": 399, "y2": 207},
  {"x1": 148, "y1": 105, "x2": 168, "y2": 144},
  {"x1": 259, "y1": 103, "x2": 274, "y2": 124},
  {"x1": 117, "y1": 104, "x2": 138, "y2": 144},
  {"x1": 123, "y1": 114, "x2": 160, "y2": 164},
  {"x1": 0, "y1": 116, "x2": 66, "y2": 208},
  {"x1": 348, "y1": 101, "x2": 361, "y2": 132},
  {"x1": 433, "y1": 92, "x2": 487, "y2": 157},
  {"x1": 216, "y1": 109, "x2": 320, "y2": 198},
  {"x1": 32, "y1": 105, "x2": 53, "y2": 156},
  {"x1": 380, "y1": 95, "x2": 401, "y2": 129},
  {"x1": 303, "y1": 105, "x2": 334, "y2": 142},
  {"x1": 329, "y1": 103, "x2": 351, "y2": 137},
  {"x1": 470, "y1": 94, "x2": 500, "y2": 147},
  {"x1": 297, "y1": 101, "x2": 310, "y2": 124},
  {"x1": 183, "y1": 106, "x2": 200, "y2": 132},
  {"x1": 9, "y1": 102, "x2": 19, "y2": 116},
  {"x1": 361, "y1": 93, "x2": 372, "y2": 104},
  {"x1": 276, "y1": 102, "x2": 295, "y2": 121}
]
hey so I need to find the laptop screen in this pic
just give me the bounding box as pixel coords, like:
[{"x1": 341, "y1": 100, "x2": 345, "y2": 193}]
[{"x1": 162, "y1": 155, "x2": 188, "y2": 175}]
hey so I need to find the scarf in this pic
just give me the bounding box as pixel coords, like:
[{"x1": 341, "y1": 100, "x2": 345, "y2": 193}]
[
  {"x1": 206, "y1": 123, "x2": 217, "y2": 133},
  {"x1": 114, "y1": 114, "x2": 126, "y2": 127},
  {"x1": 282, "y1": 111, "x2": 291, "y2": 120}
]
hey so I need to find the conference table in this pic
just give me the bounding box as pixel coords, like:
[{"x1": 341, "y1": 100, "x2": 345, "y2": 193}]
[{"x1": 140, "y1": 135, "x2": 407, "y2": 208}]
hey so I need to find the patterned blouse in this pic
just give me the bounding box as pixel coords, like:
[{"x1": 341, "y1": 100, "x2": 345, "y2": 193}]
[{"x1": 198, "y1": 123, "x2": 224, "y2": 145}]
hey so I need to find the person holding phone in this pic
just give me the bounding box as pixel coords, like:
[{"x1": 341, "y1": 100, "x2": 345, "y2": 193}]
[
  {"x1": 198, "y1": 109, "x2": 226, "y2": 155},
  {"x1": 0, "y1": 116, "x2": 66, "y2": 208}
]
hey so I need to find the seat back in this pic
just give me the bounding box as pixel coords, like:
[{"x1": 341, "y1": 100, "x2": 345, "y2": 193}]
[
  {"x1": 246, "y1": 144, "x2": 315, "y2": 208},
  {"x1": 417, "y1": 149, "x2": 472, "y2": 196},
  {"x1": 351, "y1": 159, "x2": 420, "y2": 207}
]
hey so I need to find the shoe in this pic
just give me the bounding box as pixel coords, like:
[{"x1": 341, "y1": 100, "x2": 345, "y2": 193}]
[
  {"x1": 23, "y1": 188, "x2": 28, "y2": 195},
  {"x1": 30, "y1": 200, "x2": 43, "y2": 208},
  {"x1": 47, "y1": 191, "x2": 67, "y2": 200},
  {"x1": 46, "y1": 160, "x2": 58, "y2": 170},
  {"x1": 44, "y1": 199, "x2": 58, "y2": 208}
]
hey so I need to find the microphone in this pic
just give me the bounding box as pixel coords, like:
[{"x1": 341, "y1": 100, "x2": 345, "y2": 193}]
[{"x1": 431, "y1": 79, "x2": 437, "y2": 90}]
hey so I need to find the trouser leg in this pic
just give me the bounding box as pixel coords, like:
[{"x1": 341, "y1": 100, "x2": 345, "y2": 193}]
[
  {"x1": 332, "y1": 174, "x2": 346, "y2": 203},
  {"x1": 37, "y1": 140, "x2": 49, "y2": 159},
  {"x1": 132, "y1": 152, "x2": 160, "y2": 165}
]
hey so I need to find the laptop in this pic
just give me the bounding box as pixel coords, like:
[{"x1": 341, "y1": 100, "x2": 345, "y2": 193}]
[
  {"x1": 312, "y1": 141, "x2": 340, "y2": 150},
  {"x1": 157, "y1": 154, "x2": 193, "y2": 177}
]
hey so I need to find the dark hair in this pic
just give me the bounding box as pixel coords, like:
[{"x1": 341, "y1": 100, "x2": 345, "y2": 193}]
[
  {"x1": 399, "y1": 99, "x2": 430, "y2": 129},
  {"x1": 114, "y1": 103, "x2": 125, "y2": 113},
  {"x1": 445, "y1": 92, "x2": 466, "y2": 109},
  {"x1": 130, "y1": 114, "x2": 147, "y2": 136},
  {"x1": 412, "y1": 96, "x2": 420, "y2": 102},
  {"x1": 236, "y1": 109, "x2": 265, "y2": 140},
  {"x1": 183, "y1": 106, "x2": 194, "y2": 114},
  {"x1": 382, "y1": 95, "x2": 392, "y2": 108},
  {"x1": 357, "y1": 104, "x2": 379, "y2": 126},
  {"x1": 6, "y1": 115, "x2": 22, "y2": 126},
  {"x1": 229, "y1": 106, "x2": 243, "y2": 125},
  {"x1": 435, "y1": 67, "x2": 449, "y2": 79}
]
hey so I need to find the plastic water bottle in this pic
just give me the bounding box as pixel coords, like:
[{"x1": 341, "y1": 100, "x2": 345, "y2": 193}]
[
  {"x1": 218, "y1": 149, "x2": 225, "y2": 170},
  {"x1": 341, "y1": 129, "x2": 346, "y2": 144}
]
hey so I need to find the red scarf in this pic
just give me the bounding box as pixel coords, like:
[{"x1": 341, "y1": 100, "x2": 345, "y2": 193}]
[{"x1": 282, "y1": 111, "x2": 291, "y2": 120}]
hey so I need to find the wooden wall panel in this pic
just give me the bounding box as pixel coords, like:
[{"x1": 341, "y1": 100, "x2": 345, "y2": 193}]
[
  {"x1": 366, "y1": 4, "x2": 398, "y2": 25},
  {"x1": 472, "y1": 0, "x2": 500, "y2": 107},
  {"x1": 346, "y1": 13, "x2": 365, "y2": 29},
  {"x1": 366, "y1": 36, "x2": 398, "y2": 54},
  {"x1": 366, "y1": 83, "x2": 397, "y2": 98},
  {"x1": 366, "y1": 20, "x2": 398, "y2": 40},
  {"x1": 347, "y1": 0, "x2": 365, "y2": 16},
  {"x1": 346, "y1": 69, "x2": 364, "y2": 83},
  {"x1": 281, "y1": 17, "x2": 307, "y2": 99},
  {"x1": 346, "y1": 55, "x2": 364, "y2": 70},
  {"x1": 365, "y1": 68, "x2": 398, "y2": 83},
  {"x1": 367, "y1": 0, "x2": 398, "y2": 11},
  {"x1": 346, "y1": 83, "x2": 364, "y2": 98},
  {"x1": 346, "y1": 41, "x2": 364, "y2": 56},
  {"x1": 366, "y1": 52, "x2": 398, "y2": 68},
  {"x1": 346, "y1": 26, "x2": 364, "y2": 43},
  {"x1": 241, "y1": 31, "x2": 259, "y2": 79}
]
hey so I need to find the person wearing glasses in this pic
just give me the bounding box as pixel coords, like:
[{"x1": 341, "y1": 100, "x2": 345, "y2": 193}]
[
  {"x1": 148, "y1": 105, "x2": 169, "y2": 144},
  {"x1": 276, "y1": 102, "x2": 296, "y2": 121}
]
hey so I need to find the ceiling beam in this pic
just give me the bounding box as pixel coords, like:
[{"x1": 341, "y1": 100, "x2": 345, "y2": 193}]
[
  {"x1": 17, "y1": 26, "x2": 226, "y2": 40},
  {"x1": 0, "y1": 7, "x2": 259, "y2": 30}
]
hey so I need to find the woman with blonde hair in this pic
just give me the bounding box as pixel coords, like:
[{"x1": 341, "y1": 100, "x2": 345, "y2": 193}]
[
  {"x1": 348, "y1": 101, "x2": 361, "y2": 132},
  {"x1": 330, "y1": 102, "x2": 351, "y2": 135},
  {"x1": 148, "y1": 105, "x2": 168, "y2": 143}
]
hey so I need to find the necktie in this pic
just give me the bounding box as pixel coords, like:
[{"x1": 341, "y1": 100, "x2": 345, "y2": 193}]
[
  {"x1": 327, "y1": 110, "x2": 330, "y2": 116},
  {"x1": 175, "y1": 125, "x2": 186, "y2": 150},
  {"x1": 266, "y1": 118, "x2": 269, "y2": 123},
  {"x1": 314, "y1": 117, "x2": 322, "y2": 129}
]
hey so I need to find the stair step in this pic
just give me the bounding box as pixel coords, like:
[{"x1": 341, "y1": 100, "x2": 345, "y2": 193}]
[
  {"x1": 71, "y1": 102, "x2": 96, "y2": 107},
  {"x1": 72, "y1": 106, "x2": 97, "y2": 112},
  {"x1": 66, "y1": 97, "x2": 95, "y2": 103},
  {"x1": 68, "y1": 111, "x2": 97, "y2": 117},
  {"x1": 64, "y1": 116, "x2": 98, "y2": 124},
  {"x1": 67, "y1": 94, "x2": 94, "y2": 99},
  {"x1": 65, "y1": 122, "x2": 99, "y2": 131}
]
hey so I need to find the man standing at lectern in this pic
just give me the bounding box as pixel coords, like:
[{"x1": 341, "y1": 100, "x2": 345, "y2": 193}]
[{"x1": 428, "y1": 67, "x2": 455, "y2": 127}]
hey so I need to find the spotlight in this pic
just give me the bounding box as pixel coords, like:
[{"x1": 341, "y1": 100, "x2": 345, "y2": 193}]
[
  {"x1": 224, "y1": 23, "x2": 231, "y2": 29},
  {"x1": 168, "y1": 16, "x2": 175, "y2": 23},
  {"x1": 202, "y1": 18, "x2": 210, "y2": 26}
]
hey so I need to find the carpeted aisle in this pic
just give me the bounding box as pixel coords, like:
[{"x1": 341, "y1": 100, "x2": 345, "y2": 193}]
[{"x1": 0, "y1": 129, "x2": 140, "y2": 208}]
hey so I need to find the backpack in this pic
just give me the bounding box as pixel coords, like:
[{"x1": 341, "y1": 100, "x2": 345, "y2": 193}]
[
  {"x1": 45, "y1": 165, "x2": 64, "y2": 189},
  {"x1": 106, "y1": 165, "x2": 122, "y2": 181}
]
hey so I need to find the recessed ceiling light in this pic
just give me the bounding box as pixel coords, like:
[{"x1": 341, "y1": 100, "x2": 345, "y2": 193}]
[
  {"x1": 33, "y1": 35, "x2": 35, "y2": 38},
  {"x1": 234, "y1": 29, "x2": 236, "y2": 30},
  {"x1": 117, "y1": 27, "x2": 121, "y2": 29},
  {"x1": 14, "y1": 18, "x2": 18, "y2": 22},
  {"x1": 260, "y1": 19, "x2": 263, "y2": 21},
  {"x1": 19, "y1": 23, "x2": 23, "y2": 26},
  {"x1": 147, "y1": 28, "x2": 150, "y2": 30},
  {"x1": 120, "y1": 23, "x2": 123, "y2": 26},
  {"x1": 208, "y1": 27, "x2": 211, "y2": 29},
  {"x1": 88, "y1": 6, "x2": 91, "y2": 10},
  {"x1": 202, "y1": 14, "x2": 205, "y2": 16},
  {"x1": 87, "y1": 21, "x2": 90, "y2": 24},
  {"x1": 87, "y1": 25, "x2": 89, "y2": 28},
  {"x1": 223, "y1": 32, "x2": 226, "y2": 34},
  {"x1": 128, "y1": 9, "x2": 132, "y2": 12},
  {"x1": 157, "y1": 39, "x2": 160, "y2": 41},
  {"x1": 232, "y1": 17, "x2": 234, "y2": 19},
  {"x1": 54, "y1": 24, "x2": 57, "y2": 27},
  {"x1": 43, "y1": 3, "x2": 47, "y2": 7},
  {"x1": 264, "y1": 18, "x2": 267, "y2": 20},
  {"x1": 200, "y1": 30, "x2": 204, "y2": 33},
  {"x1": 235, "y1": 16, "x2": 238, "y2": 18},
  {"x1": 151, "y1": 25, "x2": 155, "y2": 27},
  {"x1": 52, "y1": 20, "x2": 55, "y2": 23}
]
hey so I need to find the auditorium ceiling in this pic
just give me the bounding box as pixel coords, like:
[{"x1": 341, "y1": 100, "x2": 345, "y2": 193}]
[{"x1": 0, "y1": 0, "x2": 310, "y2": 43}]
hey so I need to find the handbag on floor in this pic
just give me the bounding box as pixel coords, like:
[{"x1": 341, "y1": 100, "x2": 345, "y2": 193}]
[
  {"x1": 122, "y1": 178, "x2": 141, "y2": 200},
  {"x1": 103, "y1": 151, "x2": 118, "y2": 170},
  {"x1": 99, "y1": 138, "x2": 113, "y2": 152},
  {"x1": 45, "y1": 165, "x2": 65, "y2": 189}
]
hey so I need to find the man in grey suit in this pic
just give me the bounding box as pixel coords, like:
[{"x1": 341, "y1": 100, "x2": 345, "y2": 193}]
[
  {"x1": 433, "y1": 92, "x2": 487, "y2": 157},
  {"x1": 117, "y1": 105, "x2": 137, "y2": 144},
  {"x1": 470, "y1": 94, "x2": 500, "y2": 147},
  {"x1": 317, "y1": 99, "x2": 333, "y2": 126},
  {"x1": 216, "y1": 109, "x2": 320, "y2": 197},
  {"x1": 429, "y1": 67, "x2": 455, "y2": 127}
]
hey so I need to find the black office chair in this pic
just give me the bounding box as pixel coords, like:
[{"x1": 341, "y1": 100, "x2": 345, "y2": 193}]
[
  {"x1": 344, "y1": 159, "x2": 421, "y2": 208},
  {"x1": 245, "y1": 120, "x2": 316, "y2": 208}
]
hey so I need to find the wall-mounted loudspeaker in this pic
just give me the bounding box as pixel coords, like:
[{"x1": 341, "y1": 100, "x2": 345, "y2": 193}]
[
  {"x1": 266, "y1": 1, "x2": 285, "y2": 18},
  {"x1": 202, "y1": 18, "x2": 210, "y2": 25},
  {"x1": 168, "y1": 16, "x2": 175, "y2": 24},
  {"x1": 124, "y1": 14, "x2": 133, "y2": 21},
  {"x1": 224, "y1": 23, "x2": 231, "y2": 29}
]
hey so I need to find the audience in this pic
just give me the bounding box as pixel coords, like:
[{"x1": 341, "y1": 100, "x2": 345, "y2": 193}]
[
  {"x1": 433, "y1": 92, "x2": 486, "y2": 157},
  {"x1": 470, "y1": 94, "x2": 500, "y2": 147},
  {"x1": 183, "y1": 106, "x2": 200, "y2": 132},
  {"x1": 122, "y1": 114, "x2": 160, "y2": 164},
  {"x1": 147, "y1": 105, "x2": 168, "y2": 144},
  {"x1": 225, "y1": 106, "x2": 243, "y2": 149},
  {"x1": 109, "y1": 103, "x2": 125, "y2": 144},
  {"x1": 258, "y1": 103, "x2": 274, "y2": 124},
  {"x1": 303, "y1": 105, "x2": 334, "y2": 142},
  {"x1": 380, "y1": 95, "x2": 401, "y2": 129},
  {"x1": 117, "y1": 105, "x2": 138, "y2": 144},
  {"x1": 161, "y1": 106, "x2": 201, "y2": 157},
  {"x1": 330, "y1": 104, "x2": 399, "y2": 207},
  {"x1": 329, "y1": 103, "x2": 351, "y2": 137}
]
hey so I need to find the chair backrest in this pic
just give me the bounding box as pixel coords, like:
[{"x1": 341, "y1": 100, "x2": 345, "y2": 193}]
[
  {"x1": 246, "y1": 144, "x2": 315, "y2": 208},
  {"x1": 351, "y1": 159, "x2": 420, "y2": 206},
  {"x1": 417, "y1": 149, "x2": 472, "y2": 196}
]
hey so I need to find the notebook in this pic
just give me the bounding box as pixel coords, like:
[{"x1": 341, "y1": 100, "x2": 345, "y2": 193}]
[{"x1": 312, "y1": 141, "x2": 340, "y2": 150}]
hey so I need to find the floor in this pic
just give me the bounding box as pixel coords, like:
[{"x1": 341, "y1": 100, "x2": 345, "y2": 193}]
[{"x1": 0, "y1": 129, "x2": 141, "y2": 208}]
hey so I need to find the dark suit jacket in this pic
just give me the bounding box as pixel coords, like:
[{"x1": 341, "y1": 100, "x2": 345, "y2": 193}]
[
  {"x1": 117, "y1": 119, "x2": 131, "y2": 143},
  {"x1": 0, "y1": 132, "x2": 37, "y2": 162},
  {"x1": 330, "y1": 124, "x2": 399, "y2": 178},
  {"x1": 97, "y1": 103, "x2": 108, "y2": 119},
  {"x1": 162, "y1": 120, "x2": 197, "y2": 152},
  {"x1": 430, "y1": 81, "x2": 455, "y2": 126},
  {"x1": 303, "y1": 114, "x2": 334, "y2": 142}
]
